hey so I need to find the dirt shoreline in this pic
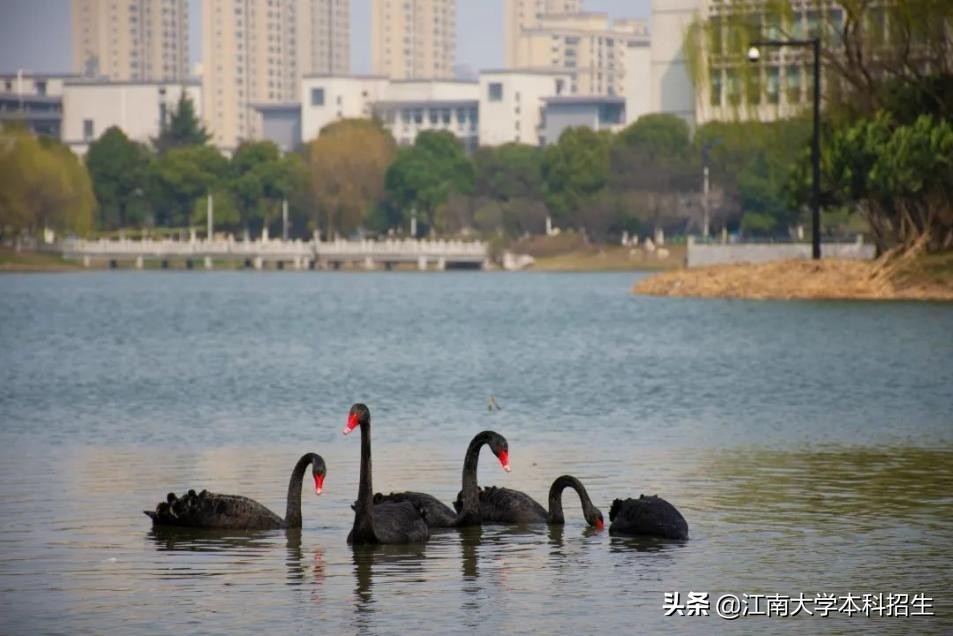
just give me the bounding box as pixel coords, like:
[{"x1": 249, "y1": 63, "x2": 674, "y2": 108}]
[{"x1": 633, "y1": 256, "x2": 953, "y2": 302}]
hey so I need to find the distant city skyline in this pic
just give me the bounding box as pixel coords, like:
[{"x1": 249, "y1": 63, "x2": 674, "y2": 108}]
[{"x1": 0, "y1": 0, "x2": 651, "y2": 76}]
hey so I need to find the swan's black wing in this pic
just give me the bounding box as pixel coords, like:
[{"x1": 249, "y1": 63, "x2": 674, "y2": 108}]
[
  {"x1": 374, "y1": 491, "x2": 459, "y2": 528},
  {"x1": 476, "y1": 486, "x2": 548, "y2": 524},
  {"x1": 608, "y1": 495, "x2": 689, "y2": 540},
  {"x1": 371, "y1": 500, "x2": 430, "y2": 544},
  {"x1": 144, "y1": 490, "x2": 285, "y2": 530}
]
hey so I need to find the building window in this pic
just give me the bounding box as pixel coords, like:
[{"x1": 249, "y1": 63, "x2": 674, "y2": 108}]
[
  {"x1": 311, "y1": 87, "x2": 325, "y2": 105},
  {"x1": 83, "y1": 119, "x2": 95, "y2": 141},
  {"x1": 786, "y1": 65, "x2": 802, "y2": 103},
  {"x1": 710, "y1": 70, "x2": 722, "y2": 107},
  {"x1": 488, "y1": 82, "x2": 503, "y2": 102},
  {"x1": 35, "y1": 80, "x2": 47, "y2": 96}
]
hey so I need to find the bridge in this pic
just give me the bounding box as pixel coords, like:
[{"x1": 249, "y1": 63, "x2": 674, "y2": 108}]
[{"x1": 59, "y1": 237, "x2": 489, "y2": 271}]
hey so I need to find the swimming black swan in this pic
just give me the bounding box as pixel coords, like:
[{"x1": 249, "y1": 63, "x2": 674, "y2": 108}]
[
  {"x1": 373, "y1": 430, "x2": 511, "y2": 527},
  {"x1": 608, "y1": 495, "x2": 689, "y2": 540},
  {"x1": 144, "y1": 452, "x2": 326, "y2": 530},
  {"x1": 344, "y1": 403, "x2": 430, "y2": 544},
  {"x1": 469, "y1": 474, "x2": 604, "y2": 528}
]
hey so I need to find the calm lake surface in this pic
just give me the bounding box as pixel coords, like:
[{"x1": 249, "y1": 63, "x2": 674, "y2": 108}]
[{"x1": 0, "y1": 271, "x2": 951, "y2": 635}]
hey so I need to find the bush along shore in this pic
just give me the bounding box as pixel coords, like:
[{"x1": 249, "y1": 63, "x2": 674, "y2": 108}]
[{"x1": 633, "y1": 250, "x2": 953, "y2": 302}]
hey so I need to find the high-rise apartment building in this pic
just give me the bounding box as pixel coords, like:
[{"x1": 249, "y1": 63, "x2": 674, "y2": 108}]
[
  {"x1": 504, "y1": 0, "x2": 582, "y2": 67},
  {"x1": 511, "y1": 12, "x2": 649, "y2": 96},
  {"x1": 371, "y1": 0, "x2": 456, "y2": 79},
  {"x1": 648, "y1": 0, "x2": 848, "y2": 126},
  {"x1": 203, "y1": 0, "x2": 350, "y2": 150},
  {"x1": 71, "y1": 0, "x2": 189, "y2": 81}
]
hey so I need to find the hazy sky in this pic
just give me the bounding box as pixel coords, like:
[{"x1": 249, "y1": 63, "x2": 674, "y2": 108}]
[{"x1": 0, "y1": 0, "x2": 651, "y2": 74}]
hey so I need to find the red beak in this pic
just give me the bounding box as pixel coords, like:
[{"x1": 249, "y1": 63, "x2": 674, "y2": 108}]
[
  {"x1": 595, "y1": 517, "x2": 605, "y2": 530},
  {"x1": 343, "y1": 412, "x2": 359, "y2": 435},
  {"x1": 498, "y1": 450, "x2": 511, "y2": 472},
  {"x1": 314, "y1": 474, "x2": 325, "y2": 495}
]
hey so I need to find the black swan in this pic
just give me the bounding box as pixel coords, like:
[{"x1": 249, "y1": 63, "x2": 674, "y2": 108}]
[
  {"x1": 608, "y1": 495, "x2": 689, "y2": 540},
  {"x1": 144, "y1": 452, "x2": 326, "y2": 530},
  {"x1": 373, "y1": 430, "x2": 510, "y2": 527},
  {"x1": 469, "y1": 474, "x2": 604, "y2": 528},
  {"x1": 344, "y1": 403, "x2": 429, "y2": 544}
]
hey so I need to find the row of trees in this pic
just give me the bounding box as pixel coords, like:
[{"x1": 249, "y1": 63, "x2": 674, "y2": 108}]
[
  {"x1": 304, "y1": 113, "x2": 818, "y2": 242},
  {"x1": 2, "y1": 88, "x2": 817, "y2": 244},
  {"x1": 84, "y1": 94, "x2": 300, "y2": 236}
]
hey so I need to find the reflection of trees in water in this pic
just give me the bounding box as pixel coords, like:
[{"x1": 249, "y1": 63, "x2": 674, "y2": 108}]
[{"x1": 702, "y1": 447, "x2": 953, "y2": 530}]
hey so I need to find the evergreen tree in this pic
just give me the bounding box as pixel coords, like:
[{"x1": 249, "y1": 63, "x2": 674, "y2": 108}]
[{"x1": 153, "y1": 91, "x2": 210, "y2": 153}]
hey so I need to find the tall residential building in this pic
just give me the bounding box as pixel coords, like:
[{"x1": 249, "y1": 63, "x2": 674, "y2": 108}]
[
  {"x1": 71, "y1": 0, "x2": 189, "y2": 81},
  {"x1": 648, "y1": 0, "x2": 848, "y2": 126},
  {"x1": 371, "y1": 0, "x2": 456, "y2": 79},
  {"x1": 504, "y1": 0, "x2": 582, "y2": 67},
  {"x1": 203, "y1": 0, "x2": 350, "y2": 150},
  {"x1": 512, "y1": 13, "x2": 649, "y2": 96}
]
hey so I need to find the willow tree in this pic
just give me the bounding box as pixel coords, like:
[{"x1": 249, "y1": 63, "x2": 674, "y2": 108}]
[
  {"x1": 0, "y1": 127, "x2": 95, "y2": 240},
  {"x1": 684, "y1": 1, "x2": 953, "y2": 247},
  {"x1": 684, "y1": 0, "x2": 953, "y2": 121}
]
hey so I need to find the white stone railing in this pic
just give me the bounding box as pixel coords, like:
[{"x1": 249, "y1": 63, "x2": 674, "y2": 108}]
[{"x1": 58, "y1": 237, "x2": 488, "y2": 267}]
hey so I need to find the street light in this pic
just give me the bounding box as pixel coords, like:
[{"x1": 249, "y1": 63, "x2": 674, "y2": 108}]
[{"x1": 748, "y1": 37, "x2": 822, "y2": 260}]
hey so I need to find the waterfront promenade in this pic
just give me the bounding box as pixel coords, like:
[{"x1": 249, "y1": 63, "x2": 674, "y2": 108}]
[{"x1": 58, "y1": 237, "x2": 489, "y2": 271}]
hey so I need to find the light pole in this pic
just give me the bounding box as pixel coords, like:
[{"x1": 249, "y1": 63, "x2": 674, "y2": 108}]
[{"x1": 748, "y1": 37, "x2": 822, "y2": 260}]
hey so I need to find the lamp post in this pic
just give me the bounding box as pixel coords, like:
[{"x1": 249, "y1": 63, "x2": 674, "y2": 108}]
[{"x1": 748, "y1": 37, "x2": 821, "y2": 260}]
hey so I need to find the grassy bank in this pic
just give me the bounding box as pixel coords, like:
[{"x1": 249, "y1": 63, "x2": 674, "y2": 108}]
[
  {"x1": 0, "y1": 247, "x2": 83, "y2": 272},
  {"x1": 633, "y1": 251, "x2": 953, "y2": 301},
  {"x1": 513, "y1": 234, "x2": 684, "y2": 272}
]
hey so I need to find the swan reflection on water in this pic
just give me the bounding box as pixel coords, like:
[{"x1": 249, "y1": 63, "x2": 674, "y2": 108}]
[
  {"x1": 147, "y1": 526, "x2": 275, "y2": 553},
  {"x1": 608, "y1": 534, "x2": 690, "y2": 554},
  {"x1": 285, "y1": 528, "x2": 325, "y2": 587},
  {"x1": 352, "y1": 543, "x2": 427, "y2": 615}
]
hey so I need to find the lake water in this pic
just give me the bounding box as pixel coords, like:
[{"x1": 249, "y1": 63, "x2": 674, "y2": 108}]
[{"x1": 0, "y1": 271, "x2": 951, "y2": 635}]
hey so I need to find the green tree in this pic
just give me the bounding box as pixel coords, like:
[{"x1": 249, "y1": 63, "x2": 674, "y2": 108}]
[
  {"x1": 225, "y1": 140, "x2": 295, "y2": 235},
  {"x1": 385, "y1": 130, "x2": 474, "y2": 235},
  {"x1": 541, "y1": 127, "x2": 612, "y2": 229},
  {"x1": 306, "y1": 119, "x2": 397, "y2": 238},
  {"x1": 473, "y1": 143, "x2": 544, "y2": 202},
  {"x1": 697, "y1": 118, "x2": 812, "y2": 236},
  {"x1": 0, "y1": 127, "x2": 95, "y2": 238},
  {"x1": 85, "y1": 126, "x2": 153, "y2": 229},
  {"x1": 823, "y1": 112, "x2": 953, "y2": 252},
  {"x1": 148, "y1": 144, "x2": 227, "y2": 227},
  {"x1": 153, "y1": 91, "x2": 210, "y2": 154},
  {"x1": 615, "y1": 114, "x2": 692, "y2": 163}
]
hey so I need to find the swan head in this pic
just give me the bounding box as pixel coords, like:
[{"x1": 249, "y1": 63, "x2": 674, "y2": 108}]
[
  {"x1": 311, "y1": 455, "x2": 327, "y2": 495},
  {"x1": 344, "y1": 403, "x2": 370, "y2": 435},
  {"x1": 587, "y1": 508, "x2": 605, "y2": 530},
  {"x1": 487, "y1": 432, "x2": 511, "y2": 472}
]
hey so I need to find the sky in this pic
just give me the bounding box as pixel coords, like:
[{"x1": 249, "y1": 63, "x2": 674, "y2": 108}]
[{"x1": 0, "y1": 0, "x2": 651, "y2": 75}]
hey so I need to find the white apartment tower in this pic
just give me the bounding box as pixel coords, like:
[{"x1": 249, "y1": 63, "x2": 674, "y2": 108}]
[
  {"x1": 203, "y1": 0, "x2": 350, "y2": 150},
  {"x1": 371, "y1": 0, "x2": 457, "y2": 79},
  {"x1": 512, "y1": 12, "x2": 649, "y2": 96},
  {"x1": 71, "y1": 0, "x2": 189, "y2": 81},
  {"x1": 504, "y1": 0, "x2": 582, "y2": 67}
]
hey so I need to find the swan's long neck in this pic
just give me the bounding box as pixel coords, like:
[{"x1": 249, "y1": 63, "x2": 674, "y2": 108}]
[
  {"x1": 284, "y1": 453, "x2": 316, "y2": 528},
  {"x1": 353, "y1": 419, "x2": 376, "y2": 539},
  {"x1": 547, "y1": 475, "x2": 593, "y2": 524},
  {"x1": 458, "y1": 431, "x2": 493, "y2": 523}
]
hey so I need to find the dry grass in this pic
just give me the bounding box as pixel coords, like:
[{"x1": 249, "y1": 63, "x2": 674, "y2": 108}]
[
  {"x1": 633, "y1": 253, "x2": 953, "y2": 301},
  {"x1": 512, "y1": 235, "x2": 685, "y2": 272},
  {"x1": 0, "y1": 247, "x2": 82, "y2": 272}
]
